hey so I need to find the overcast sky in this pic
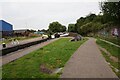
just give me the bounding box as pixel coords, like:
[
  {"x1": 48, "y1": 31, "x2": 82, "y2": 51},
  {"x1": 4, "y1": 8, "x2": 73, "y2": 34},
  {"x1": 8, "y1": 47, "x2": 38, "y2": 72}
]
[{"x1": 0, "y1": 0, "x2": 102, "y2": 30}]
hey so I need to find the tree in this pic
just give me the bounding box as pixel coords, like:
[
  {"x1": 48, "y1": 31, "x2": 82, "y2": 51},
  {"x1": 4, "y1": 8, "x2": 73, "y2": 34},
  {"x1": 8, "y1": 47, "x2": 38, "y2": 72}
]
[
  {"x1": 29, "y1": 29, "x2": 36, "y2": 33},
  {"x1": 68, "y1": 24, "x2": 75, "y2": 32},
  {"x1": 100, "y1": 2, "x2": 120, "y2": 24},
  {"x1": 75, "y1": 17, "x2": 86, "y2": 33},
  {"x1": 41, "y1": 29, "x2": 47, "y2": 33},
  {"x1": 75, "y1": 13, "x2": 97, "y2": 34},
  {"x1": 60, "y1": 25, "x2": 66, "y2": 32},
  {"x1": 85, "y1": 13, "x2": 97, "y2": 22},
  {"x1": 48, "y1": 21, "x2": 66, "y2": 33}
]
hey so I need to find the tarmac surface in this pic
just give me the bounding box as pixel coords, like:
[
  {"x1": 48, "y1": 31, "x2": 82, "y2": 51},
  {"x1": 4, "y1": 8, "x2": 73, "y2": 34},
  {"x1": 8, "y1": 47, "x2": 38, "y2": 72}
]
[
  {"x1": 1, "y1": 37, "x2": 119, "y2": 79},
  {"x1": 61, "y1": 38, "x2": 118, "y2": 78}
]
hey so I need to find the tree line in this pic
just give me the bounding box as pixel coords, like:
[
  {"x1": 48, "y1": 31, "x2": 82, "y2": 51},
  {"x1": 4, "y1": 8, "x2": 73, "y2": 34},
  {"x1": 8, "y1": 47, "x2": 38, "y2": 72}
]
[{"x1": 48, "y1": 2, "x2": 120, "y2": 36}]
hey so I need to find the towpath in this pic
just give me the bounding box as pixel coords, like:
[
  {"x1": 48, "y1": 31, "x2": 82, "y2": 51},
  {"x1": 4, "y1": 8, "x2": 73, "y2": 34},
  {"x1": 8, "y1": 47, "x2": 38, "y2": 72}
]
[
  {"x1": 61, "y1": 38, "x2": 118, "y2": 78},
  {"x1": 0, "y1": 38, "x2": 59, "y2": 66}
]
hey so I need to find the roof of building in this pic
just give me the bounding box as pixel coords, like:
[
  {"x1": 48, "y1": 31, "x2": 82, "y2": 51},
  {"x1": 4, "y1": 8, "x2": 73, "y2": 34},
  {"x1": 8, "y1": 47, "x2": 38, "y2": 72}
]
[
  {"x1": 14, "y1": 29, "x2": 29, "y2": 33},
  {"x1": 0, "y1": 20, "x2": 12, "y2": 26}
]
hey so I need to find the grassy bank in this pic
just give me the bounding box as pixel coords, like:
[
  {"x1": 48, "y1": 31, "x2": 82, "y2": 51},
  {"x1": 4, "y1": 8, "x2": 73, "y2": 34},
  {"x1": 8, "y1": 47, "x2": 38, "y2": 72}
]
[
  {"x1": 96, "y1": 39, "x2": 120, "y2": 77},
  {"x1": 2, "y1": 38, "x2": 87, "y2": 78},
  {"x1": 100, "y1": 50, "x2": 120, "y2": 77},
  {"x1": 96, "y1": 39, "x2": 120, "y2": 57},
  {"x1": 96, "y1": 35, "x2": 120, "y2": 46}
]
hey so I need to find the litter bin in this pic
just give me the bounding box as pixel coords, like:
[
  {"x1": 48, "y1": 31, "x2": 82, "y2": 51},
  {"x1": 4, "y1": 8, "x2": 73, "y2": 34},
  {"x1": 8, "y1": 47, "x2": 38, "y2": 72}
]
[{"x1": 2, "y1": 43, "x2": 6, "y2": 48}]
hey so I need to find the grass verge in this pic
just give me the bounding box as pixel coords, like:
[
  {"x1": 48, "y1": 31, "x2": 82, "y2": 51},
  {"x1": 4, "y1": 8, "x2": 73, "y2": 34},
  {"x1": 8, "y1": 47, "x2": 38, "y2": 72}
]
[
  {"x1": 95, "y1": 35, "x2": 120, "y2": 46},
  {"x1": 100, "y1": 50, "x2": 119, "y2": 76},
  {"x1": 96, "y1": 39, "x2": 120, "y2": 77},
  {"x1": 96, "y1": 39, "x2": 120, "y2": 57},
  {"x1": 2, "y1": 38, "x2": 88, "y2": 78}
]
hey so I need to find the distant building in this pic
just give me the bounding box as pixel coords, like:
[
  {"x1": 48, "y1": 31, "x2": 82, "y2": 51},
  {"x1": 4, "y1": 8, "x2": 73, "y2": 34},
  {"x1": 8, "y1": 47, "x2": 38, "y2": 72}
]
[
  {"x1": 14, "y1": 29, "x2": 30, "y2": 36},
  {"x1": 0, "y1": 20, "x2": 13, "y2": 37},
  {"x1": 14, "y1": 29, "x2": 29, "y2": 33},
  {"x1": 34, "y1": 31, "x2": 44, "y2": 35}
]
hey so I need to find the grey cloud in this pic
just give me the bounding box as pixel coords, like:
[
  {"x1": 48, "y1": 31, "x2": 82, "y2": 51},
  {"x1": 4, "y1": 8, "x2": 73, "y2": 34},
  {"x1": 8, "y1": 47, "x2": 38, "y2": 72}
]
[{"x1": 1, "y1": 2, "x2": 100, "y2": 30}]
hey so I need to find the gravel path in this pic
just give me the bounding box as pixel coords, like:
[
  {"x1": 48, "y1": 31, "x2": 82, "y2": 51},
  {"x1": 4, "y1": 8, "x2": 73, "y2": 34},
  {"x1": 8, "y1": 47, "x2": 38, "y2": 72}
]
[
  {"x1": 61, "y1": 38, "x2": 118, "y2": 78},
  {"x1": 0, "y1": 38, "x2": 59, "y2": 66}
]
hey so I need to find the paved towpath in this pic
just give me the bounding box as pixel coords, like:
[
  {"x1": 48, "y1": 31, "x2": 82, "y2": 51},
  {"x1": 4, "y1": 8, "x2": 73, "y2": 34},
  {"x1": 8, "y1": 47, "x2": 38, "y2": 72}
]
[
  {"x1": 0, "y1": 38, "x2": 59, "y2": 66},
  {"x1": 0, "y1": 37, "x2": 44, "y2": 50},
  {"x1": 61, "y1": 38, "x2": 118, "y2": 78}
]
